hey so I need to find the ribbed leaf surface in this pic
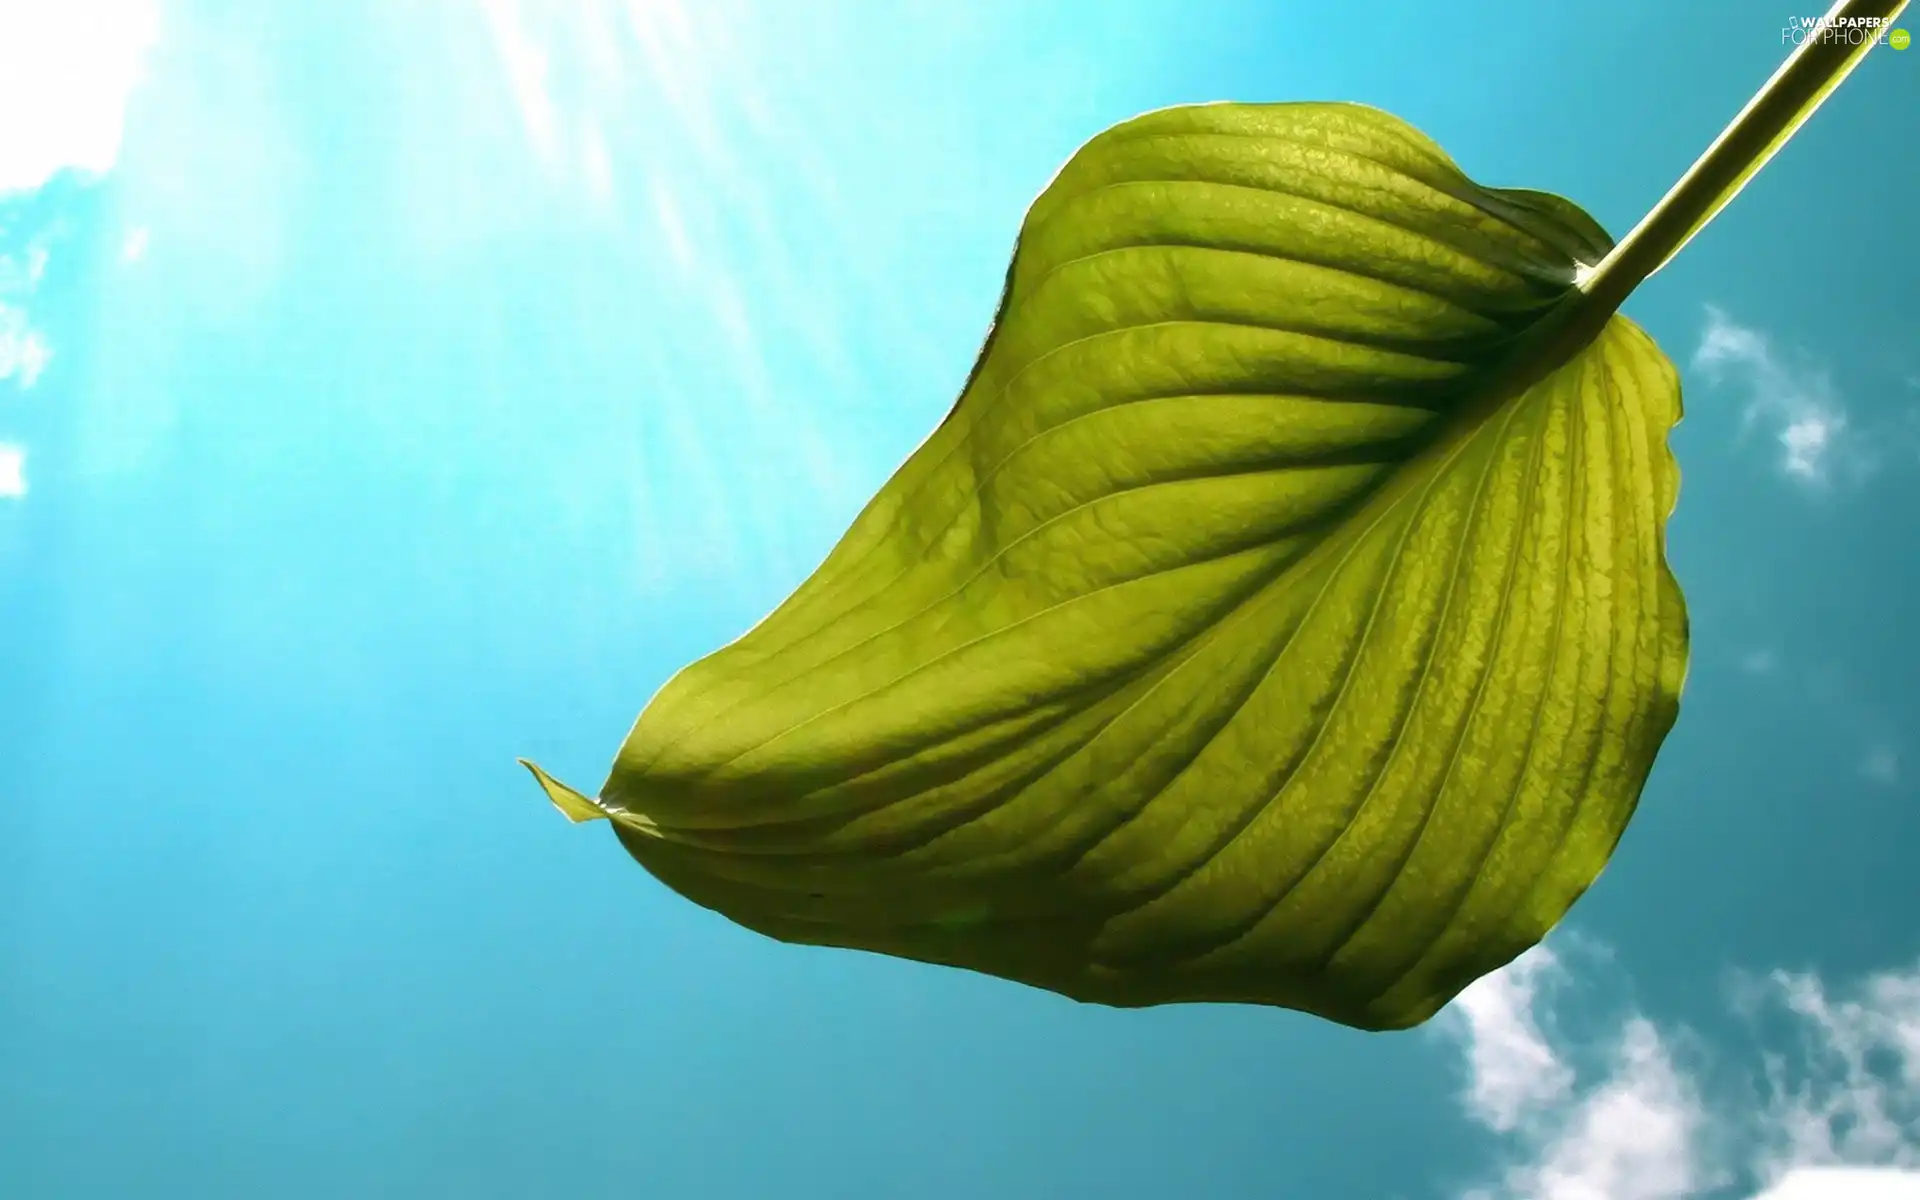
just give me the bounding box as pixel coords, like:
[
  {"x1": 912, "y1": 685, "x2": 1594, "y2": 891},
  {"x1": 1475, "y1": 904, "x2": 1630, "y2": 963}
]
[{"x1": 525, "y1": 101, "x2": 1689, "y2": 1031}]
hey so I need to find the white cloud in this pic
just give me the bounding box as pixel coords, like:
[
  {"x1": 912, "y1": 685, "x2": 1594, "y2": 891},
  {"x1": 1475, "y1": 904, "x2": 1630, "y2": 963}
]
[
  {"x1": 1747, "y1": 1168, "x2": 1920, "y2": 1200},
  {"x1": 1449, "y1": 947, "x2": 1716, "y2": 1200},
  {"x1": 1505, "y1": 1016, "x2": 1710, "y2": 1200},
  {"x1": 1778, "y1": 412, "x2": 1845, "y2": 482},
  {"x1": 1691, "y1": 306, "x2": 1868, "y2": 489},
  {"x1": 0, "y1": 243, "x2": 47, "y2": 290},
  {"x1": 1757, "y1": 965, "x2": 1920, "y2": 1174},
  {"x1": 0, "y1": 0, "x2": 162, "y2": 194},
  {"x1": 0, "y1": 243, "x2": 42, "y2": 480},
  {"x1": 1452, "y1": 946, "x2": 1578, "y2": 1133},
  {"x1": 0, "y1": 441, "x2": 26, "y2": 497},
  {"x1": 0, "y1": 1, "x2": 158, "y2": 405},
  {"x1": 0, "y1": 241, "x2": 52, "y2": 388},
  {"x1": 1443, "y1": 946, "x2": 1920, "y2": 1200},
  {"x1": 0, "y1": 298, "x2": 51, "y2": 388},
  {"x1": 121, "y1": 225, "x2": 149, "y2": 263}
]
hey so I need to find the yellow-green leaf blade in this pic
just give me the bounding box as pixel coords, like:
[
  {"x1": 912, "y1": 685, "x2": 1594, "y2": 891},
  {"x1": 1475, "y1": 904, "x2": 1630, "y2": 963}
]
[{"x1": 542, "y1": 100, "x2": 1690, "y2": 1031}]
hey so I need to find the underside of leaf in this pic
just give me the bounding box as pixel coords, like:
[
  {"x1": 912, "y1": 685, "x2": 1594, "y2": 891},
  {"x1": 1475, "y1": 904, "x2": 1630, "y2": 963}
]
[{"x1": 530, "y1": 101, "x2": 1690, "y2": 1031}]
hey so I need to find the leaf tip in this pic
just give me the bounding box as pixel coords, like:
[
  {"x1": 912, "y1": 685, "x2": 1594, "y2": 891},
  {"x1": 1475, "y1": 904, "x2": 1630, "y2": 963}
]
[{"x1": 518, "y1": 757, "x2": 609, "y2": 824}]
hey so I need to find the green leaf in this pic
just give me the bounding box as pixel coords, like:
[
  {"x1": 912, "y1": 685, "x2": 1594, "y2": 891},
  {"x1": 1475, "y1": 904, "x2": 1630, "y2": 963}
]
[
  {"x1": 525, "y1": 101, "x2": 1678, "y2": 1030},
  {"x1": 524, "y1": 2, "x2": 1903, "y2": 1030}
]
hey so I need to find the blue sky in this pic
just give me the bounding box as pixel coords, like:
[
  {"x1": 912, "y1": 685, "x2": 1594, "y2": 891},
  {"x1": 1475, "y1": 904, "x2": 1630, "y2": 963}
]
[{"x1": 1, "y1": 2, "x2": 1917, "y2": 1198}]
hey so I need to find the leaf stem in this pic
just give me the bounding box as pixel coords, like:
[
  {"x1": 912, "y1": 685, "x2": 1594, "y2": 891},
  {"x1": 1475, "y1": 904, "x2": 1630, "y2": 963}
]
[{"x1": 1577, "y1": 0, "x2": 1909, "y2": 314}]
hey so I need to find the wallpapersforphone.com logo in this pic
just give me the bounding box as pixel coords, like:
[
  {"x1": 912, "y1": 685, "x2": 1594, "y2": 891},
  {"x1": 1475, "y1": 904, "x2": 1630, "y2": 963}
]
[{"x1": 1782, "y1": 13, "x2": 1910, "y2": 47}]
